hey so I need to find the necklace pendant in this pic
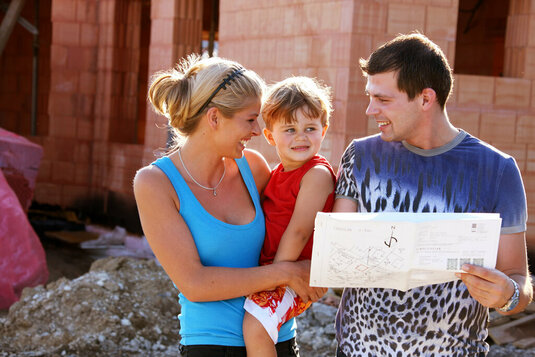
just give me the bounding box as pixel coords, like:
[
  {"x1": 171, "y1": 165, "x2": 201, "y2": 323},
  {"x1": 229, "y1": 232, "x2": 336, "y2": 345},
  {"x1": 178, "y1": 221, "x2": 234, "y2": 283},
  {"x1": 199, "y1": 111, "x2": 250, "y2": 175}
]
[{"x1": 213, "y1": 189, "x2": 217, "y2": 197}]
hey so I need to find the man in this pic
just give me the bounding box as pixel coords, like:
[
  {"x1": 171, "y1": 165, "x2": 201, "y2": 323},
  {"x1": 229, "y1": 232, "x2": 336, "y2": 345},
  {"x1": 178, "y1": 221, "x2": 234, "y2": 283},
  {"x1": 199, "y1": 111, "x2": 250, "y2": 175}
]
[{"x1": 334, "y1": 33, "x2": 533, "y2": 356}]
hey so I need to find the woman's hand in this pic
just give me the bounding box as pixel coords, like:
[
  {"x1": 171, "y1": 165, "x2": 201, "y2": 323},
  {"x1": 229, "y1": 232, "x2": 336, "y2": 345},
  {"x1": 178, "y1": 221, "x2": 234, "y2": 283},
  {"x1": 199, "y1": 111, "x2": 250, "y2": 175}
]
[{"x1": 277, "y1": 260, "x2": 327, "y2": 303}]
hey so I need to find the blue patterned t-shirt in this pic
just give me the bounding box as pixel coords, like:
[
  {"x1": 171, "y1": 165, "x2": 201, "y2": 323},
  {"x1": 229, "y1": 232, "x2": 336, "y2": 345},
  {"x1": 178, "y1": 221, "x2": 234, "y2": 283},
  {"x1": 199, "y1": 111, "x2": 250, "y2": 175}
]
[{"x1": 335, "y1": 130, "x2": 527, "y2": 356}]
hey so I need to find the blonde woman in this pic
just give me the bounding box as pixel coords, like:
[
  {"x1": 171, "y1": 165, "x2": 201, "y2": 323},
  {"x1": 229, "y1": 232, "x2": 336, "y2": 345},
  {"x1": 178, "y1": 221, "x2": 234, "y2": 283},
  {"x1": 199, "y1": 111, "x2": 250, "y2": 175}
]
[{"x1": 133, "y1": 56, "x2": 325, "y2": 357}]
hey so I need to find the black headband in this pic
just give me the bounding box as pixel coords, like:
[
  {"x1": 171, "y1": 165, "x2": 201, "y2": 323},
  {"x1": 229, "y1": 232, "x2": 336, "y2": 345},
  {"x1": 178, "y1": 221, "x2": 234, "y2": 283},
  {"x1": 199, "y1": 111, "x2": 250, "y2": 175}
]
[{"x1": 194, "y1": 67, "x2": 245, "y2": 117}]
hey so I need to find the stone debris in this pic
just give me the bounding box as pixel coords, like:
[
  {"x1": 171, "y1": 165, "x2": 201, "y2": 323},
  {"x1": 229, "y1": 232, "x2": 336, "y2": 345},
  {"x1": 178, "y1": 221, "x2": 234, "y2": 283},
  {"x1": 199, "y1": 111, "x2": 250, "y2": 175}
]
[{"x1": 0, "y1": 257, "x2": 534, "y2": 356}]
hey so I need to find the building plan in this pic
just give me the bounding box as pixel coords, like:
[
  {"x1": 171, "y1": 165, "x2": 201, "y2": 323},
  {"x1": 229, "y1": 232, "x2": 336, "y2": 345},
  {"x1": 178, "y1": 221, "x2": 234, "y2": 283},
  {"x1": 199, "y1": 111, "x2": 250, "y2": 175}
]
[{"x1": 310, "y1": 212, "x2": 502, "y2": 291}]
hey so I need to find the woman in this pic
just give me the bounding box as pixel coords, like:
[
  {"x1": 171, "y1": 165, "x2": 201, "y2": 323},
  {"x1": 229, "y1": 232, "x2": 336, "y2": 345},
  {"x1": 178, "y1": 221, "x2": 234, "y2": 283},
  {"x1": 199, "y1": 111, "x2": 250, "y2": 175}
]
[{"x1": 133, "y1": 55, "x2": 324, "y2": 357}]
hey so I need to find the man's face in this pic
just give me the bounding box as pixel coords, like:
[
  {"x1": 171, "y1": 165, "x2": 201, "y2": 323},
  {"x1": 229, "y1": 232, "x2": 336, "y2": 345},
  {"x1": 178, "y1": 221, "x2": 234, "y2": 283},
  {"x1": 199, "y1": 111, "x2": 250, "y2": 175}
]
[{"x1": 365, "y1": 71, "x2": 423, "y2": 145}]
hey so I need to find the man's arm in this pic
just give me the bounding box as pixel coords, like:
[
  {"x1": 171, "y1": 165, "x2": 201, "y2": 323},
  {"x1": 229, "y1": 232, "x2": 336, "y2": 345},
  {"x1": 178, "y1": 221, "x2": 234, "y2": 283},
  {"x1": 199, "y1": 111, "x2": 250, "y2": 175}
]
[
  {"x1": 456, "y1": 232, "x2": 533, "y2": 314},
  {"x1": 333, "y1": 196, "x2": 358, "y2": 213}
]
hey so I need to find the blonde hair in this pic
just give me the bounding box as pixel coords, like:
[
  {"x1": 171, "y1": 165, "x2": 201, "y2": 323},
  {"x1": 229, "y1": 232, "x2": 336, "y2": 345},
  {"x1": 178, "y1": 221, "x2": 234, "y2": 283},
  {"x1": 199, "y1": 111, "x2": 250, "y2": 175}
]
[
  {"x1": 261, "y1": 76, "x2": 333, "y2": 130},
  {"x1": 148, "y1": 55, "x2": 265, "y2": 143}
]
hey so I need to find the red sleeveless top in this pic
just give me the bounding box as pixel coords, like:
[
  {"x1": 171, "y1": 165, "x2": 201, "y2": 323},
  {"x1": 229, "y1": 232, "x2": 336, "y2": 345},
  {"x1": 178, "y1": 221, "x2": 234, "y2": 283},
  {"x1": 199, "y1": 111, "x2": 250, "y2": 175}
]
[{"x1": 260, "y1": 155, "x2": 336, "y2": 264}]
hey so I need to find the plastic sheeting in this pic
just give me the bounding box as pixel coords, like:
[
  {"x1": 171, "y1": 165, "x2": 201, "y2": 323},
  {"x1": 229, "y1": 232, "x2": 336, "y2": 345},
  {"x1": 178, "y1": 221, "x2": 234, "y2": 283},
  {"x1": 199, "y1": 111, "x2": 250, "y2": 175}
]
[
  {"x1": 0, "y1": 169, "x2": 48, "y2": 309},
  {"x1": 0, "y1": 127, "x2": 43, "y2": 211}
]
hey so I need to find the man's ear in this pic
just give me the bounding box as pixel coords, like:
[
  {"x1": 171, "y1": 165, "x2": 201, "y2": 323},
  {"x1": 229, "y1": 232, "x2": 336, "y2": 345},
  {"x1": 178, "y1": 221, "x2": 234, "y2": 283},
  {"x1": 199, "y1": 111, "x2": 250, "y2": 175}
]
[
  {"x1": 207, "y1": 107, "x2": 219, "y2": 129},
  {"x1": 421, "y1": 88, "x2": 437, "y2": 111},
  {"x1": 263, "y1": 128, "x2": 276, "y2": 146}
]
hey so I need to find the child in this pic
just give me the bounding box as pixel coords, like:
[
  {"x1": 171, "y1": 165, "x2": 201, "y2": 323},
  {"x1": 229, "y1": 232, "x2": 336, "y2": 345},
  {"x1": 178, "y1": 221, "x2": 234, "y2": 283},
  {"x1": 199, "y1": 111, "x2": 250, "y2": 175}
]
[{"x1": 243, "y1": 76, "x2": 336, "y2": 356}]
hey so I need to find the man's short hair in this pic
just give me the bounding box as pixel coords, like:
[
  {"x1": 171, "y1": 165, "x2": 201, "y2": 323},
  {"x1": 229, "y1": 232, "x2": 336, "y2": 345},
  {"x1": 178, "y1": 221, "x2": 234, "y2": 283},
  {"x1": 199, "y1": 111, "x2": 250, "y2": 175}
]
[{"x1": 359, "y1": 33, "x2": 453, "y2": 109}]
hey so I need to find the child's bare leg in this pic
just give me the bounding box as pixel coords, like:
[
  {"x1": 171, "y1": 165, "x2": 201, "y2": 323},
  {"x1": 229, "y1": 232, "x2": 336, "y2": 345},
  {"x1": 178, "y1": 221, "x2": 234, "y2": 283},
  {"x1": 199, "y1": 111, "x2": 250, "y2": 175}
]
[{"x1": 243, "y1": 311, "x2": 277, "y2": 357}]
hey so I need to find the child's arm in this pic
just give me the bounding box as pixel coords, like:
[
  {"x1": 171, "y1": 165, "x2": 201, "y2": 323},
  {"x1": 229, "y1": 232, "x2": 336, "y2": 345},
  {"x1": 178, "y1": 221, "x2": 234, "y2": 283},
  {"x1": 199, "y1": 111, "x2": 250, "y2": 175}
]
[{"x1": 273, "y1": 165, "x2": 334, "y2": 263}]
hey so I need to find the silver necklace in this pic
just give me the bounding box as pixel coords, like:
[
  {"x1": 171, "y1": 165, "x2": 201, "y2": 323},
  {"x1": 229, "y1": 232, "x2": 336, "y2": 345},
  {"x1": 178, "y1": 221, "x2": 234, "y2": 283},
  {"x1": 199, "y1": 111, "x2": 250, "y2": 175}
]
[{"x1": 177, "y1": 149, "x2": 226, "y2": 196}]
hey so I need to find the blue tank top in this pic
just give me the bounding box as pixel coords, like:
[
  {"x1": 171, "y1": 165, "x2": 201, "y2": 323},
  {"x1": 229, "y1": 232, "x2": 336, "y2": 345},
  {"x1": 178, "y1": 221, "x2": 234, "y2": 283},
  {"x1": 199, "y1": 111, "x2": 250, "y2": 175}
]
[{"x1": 152, "y1": 156, "x2": 296, "y2": 346}]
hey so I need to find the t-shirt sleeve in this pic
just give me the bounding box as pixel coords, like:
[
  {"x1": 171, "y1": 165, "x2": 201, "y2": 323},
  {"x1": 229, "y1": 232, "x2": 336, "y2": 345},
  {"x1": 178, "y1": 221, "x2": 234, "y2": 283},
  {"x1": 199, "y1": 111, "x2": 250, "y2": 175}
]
[
  {"x1": 495, "y1": 157, "x2": 527, "y2": 234},
  {"x1": 335, "y1": 141, "x2": 359, "y2": 202}
]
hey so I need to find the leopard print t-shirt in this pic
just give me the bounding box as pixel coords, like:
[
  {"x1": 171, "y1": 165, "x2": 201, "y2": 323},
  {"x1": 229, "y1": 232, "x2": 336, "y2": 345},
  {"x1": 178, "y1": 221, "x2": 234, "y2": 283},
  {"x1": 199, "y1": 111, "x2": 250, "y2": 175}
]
[{"x1": 334, "y1": 131, "x2": 527, "y2": 357}]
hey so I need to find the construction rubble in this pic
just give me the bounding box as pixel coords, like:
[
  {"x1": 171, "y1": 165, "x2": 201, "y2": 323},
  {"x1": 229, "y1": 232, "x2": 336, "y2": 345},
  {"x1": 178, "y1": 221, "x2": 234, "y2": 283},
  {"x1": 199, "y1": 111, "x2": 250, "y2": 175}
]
[{"x1": 0, "y1": 255, "x2": 534, "y2": 356}]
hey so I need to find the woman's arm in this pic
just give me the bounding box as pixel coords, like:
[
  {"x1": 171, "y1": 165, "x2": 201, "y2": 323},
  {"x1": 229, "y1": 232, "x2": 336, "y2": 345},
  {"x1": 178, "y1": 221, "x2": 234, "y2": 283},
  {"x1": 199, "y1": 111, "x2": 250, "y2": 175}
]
[
  {"x1": 273, "y1": 165, "x2": 335, "y2": 263},
  {"x1": 133, "y1": 164, "x2": 316, "y2": 302}
]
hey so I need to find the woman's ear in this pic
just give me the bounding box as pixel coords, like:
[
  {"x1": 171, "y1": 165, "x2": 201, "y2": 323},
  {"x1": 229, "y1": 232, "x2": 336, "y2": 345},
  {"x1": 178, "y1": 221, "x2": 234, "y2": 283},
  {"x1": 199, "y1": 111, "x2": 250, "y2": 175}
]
[
  {"x1": 207, "y1": 107, "x2": 219, "y2": 129},
  {"x1": 263, "y1": 128, "x2": 276, "y2": 146}
]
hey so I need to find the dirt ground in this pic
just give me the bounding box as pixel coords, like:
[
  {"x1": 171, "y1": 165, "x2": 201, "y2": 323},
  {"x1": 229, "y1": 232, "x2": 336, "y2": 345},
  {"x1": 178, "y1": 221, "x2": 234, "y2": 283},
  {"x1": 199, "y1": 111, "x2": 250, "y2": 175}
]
[{"x1": 2, "y1": 236, "x2": 534, "y2": 357}]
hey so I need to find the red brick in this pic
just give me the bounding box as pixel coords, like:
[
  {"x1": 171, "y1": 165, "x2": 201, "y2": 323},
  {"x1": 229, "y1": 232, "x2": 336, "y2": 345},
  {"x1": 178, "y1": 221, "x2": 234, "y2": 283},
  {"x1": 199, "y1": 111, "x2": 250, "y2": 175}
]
[
  {"x1": 525, "y1": 48, "x2": 535, "y2": 79},
  {"x1": 491, "y1": 142, "x2": 527, "y2": 173},
  {"x1": 76, "y1": 118, "x2": 94, "y2": 141},
  {"x1": 76, "y1": 0, "x2": 97, "y2": 22},
  {"x1": 345, "y1": 97, "x2": 369, "y2": 136},
  {"x1": 353, "y1": 2, "x2": 387, "y2": 34},
  {"x1": 319, "y1": 2, "x2": 342, "y2": 32},
  {"x1": 479, "y1": 111, "x2": 517, "y2": 143},
  {"x1": 33, "y1": 182, "x2": 62, "y2": 205},
  {"x1": 98, "y1": 0, "x2": 115, "y2": 24},
  {"x1": 67, "y1": 47, "x2": 97, "y2": 71},
  {"x1": 150, "y1": 19, "x2": 175, "y2": 46},
  {"x1": 387, "y1": 3, "x2": 425, "y2": 35},
  {"x1": 503, "y1": 47, "x2": 525, "y2": 78},
  {"x1": 527, "y1": 144, "x2": 535, "y2": 173},
  {"x1": 50, "y1": 71, "x2": 79, "y2": 93},
  {"x1": 310, "y1": 36, "x2": 333, "y2": 68},
  {"x1": 80, "y1": 24, "x2": 99, "y2": 47},
  {"x1": 456, "y1": 75, "x2": 495, "y2": 106},
  {"x1": 51, "y1": 0, "x2": 76, "y2": 21},
  {"x1": 506, "y1": 14, "x2": 529, "y2": 47},
  {"x1": 517, "y1": 115, "x2": 535, "y2": 143},
  {"x1": 494, "y1": 78, "x2": 531, "y2": 108},
  {"x1": 51, "y1": 161, "x2": 75, "y2": 184},
  {"x1": 335, "y1": 67, "x2": 350, "y2": 100},
  {"x1": 446, "y1": 40, "x2": 456, "y2": 69},
  {"x1": 49, "y1": 116, "x2": 77, "y2": 138},
  {"x1": 37, "y1": 160, "x2": 52, "y2": 181},
  {"x1": 448, "y1": 110, "x2": 480, "y2": 136},
  {"x1": 52, "y1": 22, "x2": 80, "y2": 46},
  {"x1": 48, "y1": 93, "x2": 77, "y2": 116},
  {"x1": 50, "y1": 45, "x2": 68, "y2": 68},
  {"x1": 425, "y1": 6, "x2": 457, "y2": 41},
  {"x1": 42, "y1": 138, "x2": 76, "y2": 162},
  {"x1": 301, "y1": 3, "x2": 322, "y2": 35},
  {"x1": 79, "y1": 94, "x2": 95, "y2": 117},
  {"x1": 79, "y1": 72, "x2": 97, "y2": 95}
]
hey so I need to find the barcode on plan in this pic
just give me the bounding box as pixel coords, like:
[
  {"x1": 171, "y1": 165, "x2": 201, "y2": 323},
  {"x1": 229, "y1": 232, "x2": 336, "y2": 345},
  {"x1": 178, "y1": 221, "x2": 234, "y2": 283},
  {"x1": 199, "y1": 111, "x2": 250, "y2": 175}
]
[{"x1": 447, "y1": 258, "x2": 485, "y2": 270}]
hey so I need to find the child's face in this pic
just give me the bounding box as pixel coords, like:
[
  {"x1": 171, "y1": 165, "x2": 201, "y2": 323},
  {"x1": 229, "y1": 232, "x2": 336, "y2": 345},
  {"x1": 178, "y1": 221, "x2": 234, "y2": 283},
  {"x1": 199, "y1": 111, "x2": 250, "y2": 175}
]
[{"x1": 263, "y1": 109, "x2": 328, "y2": 171}]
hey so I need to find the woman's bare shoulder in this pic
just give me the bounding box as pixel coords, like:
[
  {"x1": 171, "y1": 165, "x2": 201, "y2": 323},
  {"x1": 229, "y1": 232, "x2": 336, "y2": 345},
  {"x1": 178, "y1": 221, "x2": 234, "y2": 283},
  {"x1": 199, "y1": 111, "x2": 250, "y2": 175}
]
[
  {"x1": 243, "y1": 149, "x2": 271, "y2": 190},
  {"x1": 133, "y1": 163, "x2": 173, "y2": 197}
]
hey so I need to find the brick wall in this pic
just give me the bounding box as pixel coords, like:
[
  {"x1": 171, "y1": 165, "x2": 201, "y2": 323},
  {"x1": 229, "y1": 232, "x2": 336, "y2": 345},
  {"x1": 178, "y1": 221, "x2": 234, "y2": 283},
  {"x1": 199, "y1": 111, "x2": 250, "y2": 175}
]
[
  {"x1": 220, "y1": 0, "x2": 535, "y2": 249},
  {"x1": 31, "y1": 0, "x2": 202, "y2": 232}
]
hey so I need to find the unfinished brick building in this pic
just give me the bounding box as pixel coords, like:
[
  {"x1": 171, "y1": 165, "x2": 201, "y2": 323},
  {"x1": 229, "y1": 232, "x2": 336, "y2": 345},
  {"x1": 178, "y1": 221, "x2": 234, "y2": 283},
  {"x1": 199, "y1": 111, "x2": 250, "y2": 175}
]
[{"x1": 0, "y1": 0, "x2": 534, "y2": 252}]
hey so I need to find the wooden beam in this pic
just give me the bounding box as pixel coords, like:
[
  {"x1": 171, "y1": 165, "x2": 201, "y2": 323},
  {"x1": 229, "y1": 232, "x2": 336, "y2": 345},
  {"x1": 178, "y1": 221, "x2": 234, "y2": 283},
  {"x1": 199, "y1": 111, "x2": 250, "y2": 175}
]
[
  {"x1": 488, "y1": 314, "x2": 535, "y2": 345},
  {"x1": 0, "y1": 0, "x2": 28, "y2": 56}
]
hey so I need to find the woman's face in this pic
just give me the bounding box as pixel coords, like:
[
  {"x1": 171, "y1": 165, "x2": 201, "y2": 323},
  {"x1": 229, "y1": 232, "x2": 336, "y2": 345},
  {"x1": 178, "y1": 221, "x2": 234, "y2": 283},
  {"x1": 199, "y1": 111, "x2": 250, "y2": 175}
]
[{"x1": 218, "y1": 99, "x2": 262, "y2": 158}]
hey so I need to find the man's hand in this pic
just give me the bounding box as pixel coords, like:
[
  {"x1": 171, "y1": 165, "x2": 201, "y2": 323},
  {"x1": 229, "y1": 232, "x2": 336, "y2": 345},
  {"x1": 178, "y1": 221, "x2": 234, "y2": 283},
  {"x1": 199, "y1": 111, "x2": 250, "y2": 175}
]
[{"x1": 455, "y1": 264, "x2": 515, "y2": 309}]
